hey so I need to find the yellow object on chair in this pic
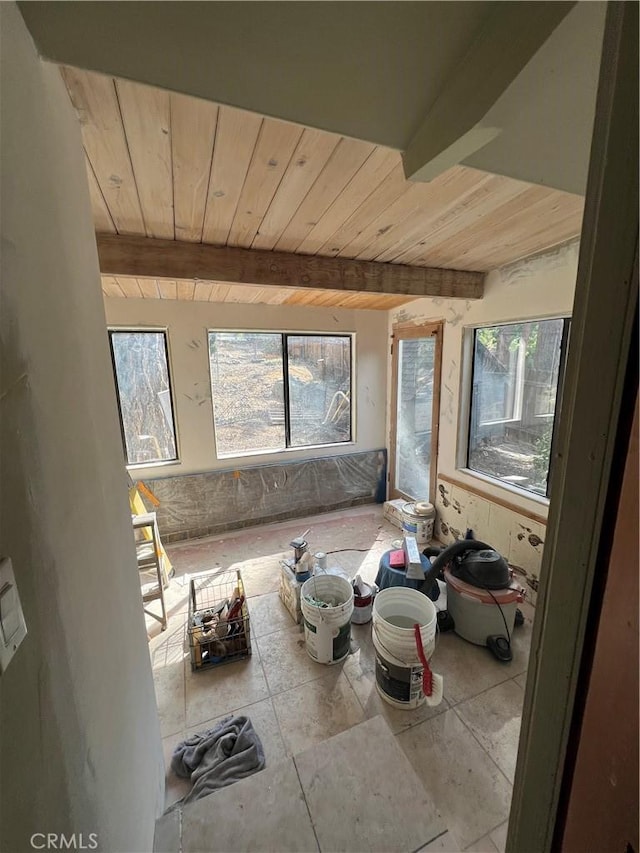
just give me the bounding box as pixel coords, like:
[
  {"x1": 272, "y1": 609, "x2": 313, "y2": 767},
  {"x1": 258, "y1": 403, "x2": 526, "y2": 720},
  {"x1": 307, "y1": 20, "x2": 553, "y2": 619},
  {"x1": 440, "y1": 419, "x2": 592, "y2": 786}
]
[{"x1": 129, "y1": 482, "x2": 173, "y2": 586}]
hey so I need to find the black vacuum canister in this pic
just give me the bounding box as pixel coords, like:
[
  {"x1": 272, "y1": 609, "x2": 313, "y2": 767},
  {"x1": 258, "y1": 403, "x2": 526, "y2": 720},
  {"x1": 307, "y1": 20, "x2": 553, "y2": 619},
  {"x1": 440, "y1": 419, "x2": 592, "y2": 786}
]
[{"x1": 454, "y1": 549, "x2": 510, "y2": 590}]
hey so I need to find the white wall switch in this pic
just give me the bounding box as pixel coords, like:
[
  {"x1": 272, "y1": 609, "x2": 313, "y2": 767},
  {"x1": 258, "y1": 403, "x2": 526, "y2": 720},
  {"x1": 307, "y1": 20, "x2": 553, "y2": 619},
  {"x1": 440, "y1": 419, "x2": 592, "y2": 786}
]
[{"x1": 0, "y1": 557, "x2": 27, "y2": 673}]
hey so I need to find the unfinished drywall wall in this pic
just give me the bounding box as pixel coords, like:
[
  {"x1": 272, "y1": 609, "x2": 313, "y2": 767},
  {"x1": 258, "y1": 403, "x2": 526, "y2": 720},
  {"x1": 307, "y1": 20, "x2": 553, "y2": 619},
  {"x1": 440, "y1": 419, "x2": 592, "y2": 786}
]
[
  {"x1": 388, "y1": 240, "x2": 579, "y2": 562},
  {"x1": 434, "y1": 478, "x2": 546, "y2": 605},
  {"x1": 0, "y1": 6, "x2": 163, "y2": 851},
  {"x1": 104, "y1": 297, "x2": 388, "y2": 479}
]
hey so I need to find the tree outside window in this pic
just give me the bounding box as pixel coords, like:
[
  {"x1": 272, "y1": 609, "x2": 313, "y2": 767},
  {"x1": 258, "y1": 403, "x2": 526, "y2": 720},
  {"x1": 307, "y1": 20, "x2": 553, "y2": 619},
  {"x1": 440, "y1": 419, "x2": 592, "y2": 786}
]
[
  {"x1": 468, "y1": 318, "x2": 569, "y2": 497},
  {"x1": 109, "y1": 330, "x2": 178, "y2": 465},
  {"x1": 208, "y1": 332, "x2": 352, "y2": 457}
]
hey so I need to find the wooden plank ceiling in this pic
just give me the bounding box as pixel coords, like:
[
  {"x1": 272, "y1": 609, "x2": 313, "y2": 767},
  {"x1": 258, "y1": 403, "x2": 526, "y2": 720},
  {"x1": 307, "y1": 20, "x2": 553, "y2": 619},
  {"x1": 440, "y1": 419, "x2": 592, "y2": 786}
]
[
  {"x1": 61, "y1": 66, "x2": 585, "y2": 311},
  {"x1": 101, "y1": 276, "x2": 414, "y2": 311}
]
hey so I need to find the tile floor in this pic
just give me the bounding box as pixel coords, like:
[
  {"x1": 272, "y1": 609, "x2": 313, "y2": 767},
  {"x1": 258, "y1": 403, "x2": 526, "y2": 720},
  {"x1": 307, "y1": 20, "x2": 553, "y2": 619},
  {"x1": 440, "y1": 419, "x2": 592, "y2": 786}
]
[
  {"x1": 147, "y1": 505, "x2": 535, "y2": 853},
  {"x1": 155, "y1": 716, "x2": 449, "y2": 853}
]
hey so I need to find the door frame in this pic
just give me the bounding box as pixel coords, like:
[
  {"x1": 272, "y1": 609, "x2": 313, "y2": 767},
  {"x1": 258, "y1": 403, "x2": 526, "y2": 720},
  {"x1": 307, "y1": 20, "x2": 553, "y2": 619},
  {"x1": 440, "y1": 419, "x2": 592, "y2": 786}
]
[
  {"x1": 508, "y1": 3, "x2": 638, "y2": 851},
  {"x1": 388, "y1": 320, "x2": 443, "y2": 503}
]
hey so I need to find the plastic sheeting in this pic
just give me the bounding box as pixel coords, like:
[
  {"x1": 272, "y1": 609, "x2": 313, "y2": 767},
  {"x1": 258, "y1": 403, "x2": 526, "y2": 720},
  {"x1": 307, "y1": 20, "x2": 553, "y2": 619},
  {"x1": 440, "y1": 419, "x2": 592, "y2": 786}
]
[{"x1": 148, "y1": 449, "x2": 387, "y2": 542}]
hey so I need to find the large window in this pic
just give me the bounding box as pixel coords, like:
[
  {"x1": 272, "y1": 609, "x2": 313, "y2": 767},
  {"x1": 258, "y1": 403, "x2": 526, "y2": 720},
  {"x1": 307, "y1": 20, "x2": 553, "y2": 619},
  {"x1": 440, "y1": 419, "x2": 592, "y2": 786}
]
[
  {"x1": 209, "y1": 332, "x2": 352, "y2": 457},
  {"x1": 467, "y1": 318, "x2": 569, "y2": 498},
  {"x1": 109, "y1": 330, "x2": 178, "y2": 465}
]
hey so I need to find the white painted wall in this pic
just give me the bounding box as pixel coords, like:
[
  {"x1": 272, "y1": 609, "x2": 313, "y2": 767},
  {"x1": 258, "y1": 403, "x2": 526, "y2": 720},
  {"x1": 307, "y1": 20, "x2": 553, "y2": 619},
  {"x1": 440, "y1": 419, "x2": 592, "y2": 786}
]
[
  {"x1": 464, "y1": 2, "x2": 605, "y2": 195},
  {"x1": 104, "y1": 298, "x2": 389, "y2": 479},
  {"x1": 0, "y1": 6, "x2": 163, "y2": 850},
  {"x1": 387, "y1": 240, "x2": 580, "y2": 519}
]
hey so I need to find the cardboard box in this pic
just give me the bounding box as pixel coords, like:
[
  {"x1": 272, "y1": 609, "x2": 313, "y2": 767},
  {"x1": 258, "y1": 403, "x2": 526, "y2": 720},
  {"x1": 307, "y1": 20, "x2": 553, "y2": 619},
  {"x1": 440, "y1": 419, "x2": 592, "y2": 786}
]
[
  {"x1": 279, "y1": 561, "x2": 303, "y2": 624},
  {"x1": 383, "y1": 499, "x2": 406, "y2": 529},
  {"x1": 403, "y1": 535, "x2": 423, "y2": 578}
]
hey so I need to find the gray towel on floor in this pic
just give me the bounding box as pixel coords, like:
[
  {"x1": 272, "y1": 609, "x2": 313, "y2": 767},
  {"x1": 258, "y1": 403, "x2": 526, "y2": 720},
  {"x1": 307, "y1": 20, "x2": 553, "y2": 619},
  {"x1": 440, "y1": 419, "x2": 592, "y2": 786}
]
[{"x1": 171, "y1": 715, "x2": 265, "y2": 804}]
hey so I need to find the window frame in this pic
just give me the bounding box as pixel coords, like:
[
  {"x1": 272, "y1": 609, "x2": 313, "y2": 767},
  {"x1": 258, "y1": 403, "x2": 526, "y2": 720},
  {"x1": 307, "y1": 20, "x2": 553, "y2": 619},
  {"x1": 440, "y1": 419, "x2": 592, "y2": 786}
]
[
  {"x1": 389, "y1": 320, "x2": 443, "y2": 504},
  {"x1": 458, "y1": 315, "x2": 571, "y2": 502},
  {"x1": 108, "y1": 326, "x2": 180, "y2": 468},
  {"x1": 207, "y1": 329, "x2": 355, "y2": 459}
]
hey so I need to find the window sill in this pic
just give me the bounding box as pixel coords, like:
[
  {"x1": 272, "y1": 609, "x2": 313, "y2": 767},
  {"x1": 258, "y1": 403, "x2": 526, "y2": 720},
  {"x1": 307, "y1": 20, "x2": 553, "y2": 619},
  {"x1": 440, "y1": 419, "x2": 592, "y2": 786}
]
[
  {"x1": 448, "y1": 468, "x2": 549, "y2": 523},
  {"x1": 478, "y1": 413, "x2": 555, "y2": 429},
  {"x1": 459, "y1": 467, "x2": 549, "y2": 505},
  {"x1": 216, "y1": 441, "x2": 356, "y2": 462},
  {"x1": 126, "y1": 459, "x2": 181, "y2": 472}
]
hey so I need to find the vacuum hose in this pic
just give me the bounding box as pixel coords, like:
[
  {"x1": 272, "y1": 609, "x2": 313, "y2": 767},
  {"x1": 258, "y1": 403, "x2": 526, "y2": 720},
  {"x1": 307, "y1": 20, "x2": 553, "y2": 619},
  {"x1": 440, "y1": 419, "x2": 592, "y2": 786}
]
[{"x1": 419, "y1": 539, "x2": 493, "y2": 596}]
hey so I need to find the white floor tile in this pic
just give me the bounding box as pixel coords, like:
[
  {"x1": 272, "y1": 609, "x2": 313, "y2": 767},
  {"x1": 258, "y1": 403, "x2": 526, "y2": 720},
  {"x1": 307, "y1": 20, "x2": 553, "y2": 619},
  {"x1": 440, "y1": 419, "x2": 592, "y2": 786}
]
[
  {"x1": 154, "y1": 660, "x2": 186, "y2": 738},
  {"x1": 248, "y1": 591, "x2": 297, "y2": 638},
  {"x1": 273, "y1": 670, "x2": 365, "y2": 756},
  {"x1": 454, "y1": 680, "x2": 525, "y2": 782},
  {"x1": 514, "y1": 672, "x2": 528, "y2": 691},
  {"x1": 149, "y1": 621, "x2": 188, "y2": 671},
  {"x1": 256, "y1": 624, "x2": 326, "y2": 695},
  {"x1": 464, "y1": 833, "x2": 499, "y2": 852},
  {"x1": 397, "y1": 709, "x2": 512, "y2": 849},
  {"x1": 181, "y1": 758, "x2": 318, "y2": 853},
  {"x1": 418, "y1": 830, "x2": 466, "y2": 851},
  {"x1": 295, "y1": 716, "x2": 446, "y2": 852},
  {"x1": 489, "y1": 820, "x2": 509, "y2": 853},
  {"x1": 184, "y1": 648, "x2": 269, "y2": 729},
  {"x1": 431, "y1": 633, "x2": 515, "y2": 706},
  {"x1": 153, "y1": 810, "x2": 180, "y2": 853},
  {"x1": 239, "y1": 555, "x2": 285, "y2": 598}
]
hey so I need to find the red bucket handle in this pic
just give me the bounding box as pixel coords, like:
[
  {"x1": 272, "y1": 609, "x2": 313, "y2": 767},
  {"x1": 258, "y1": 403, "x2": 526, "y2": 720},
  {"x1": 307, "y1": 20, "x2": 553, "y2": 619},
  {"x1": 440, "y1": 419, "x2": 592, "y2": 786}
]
[{"x1": 414, "y1": 623, "x2": 433, "y2": 697}]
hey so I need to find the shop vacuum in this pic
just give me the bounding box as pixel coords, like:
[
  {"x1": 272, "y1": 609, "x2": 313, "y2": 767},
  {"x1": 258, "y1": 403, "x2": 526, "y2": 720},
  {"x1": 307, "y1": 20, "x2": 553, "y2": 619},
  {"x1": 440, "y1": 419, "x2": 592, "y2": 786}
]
[{"x1": 420, "y1": 534, "x2": 525, "y2": 662}]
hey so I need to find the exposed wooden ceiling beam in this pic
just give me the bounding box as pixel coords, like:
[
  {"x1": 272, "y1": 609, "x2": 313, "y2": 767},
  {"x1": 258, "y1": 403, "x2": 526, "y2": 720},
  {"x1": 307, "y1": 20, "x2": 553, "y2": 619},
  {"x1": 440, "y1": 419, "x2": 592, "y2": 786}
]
[{"x1": 96, "y1": 234, "x2": 485, "y2": 300}]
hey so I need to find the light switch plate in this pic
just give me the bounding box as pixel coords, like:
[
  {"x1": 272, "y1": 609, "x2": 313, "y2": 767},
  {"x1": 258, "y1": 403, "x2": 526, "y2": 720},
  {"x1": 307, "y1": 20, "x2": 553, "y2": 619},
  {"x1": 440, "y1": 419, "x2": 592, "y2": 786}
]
[{"x1": 0, "y1": 557, "x2": 27, "y2": 673}]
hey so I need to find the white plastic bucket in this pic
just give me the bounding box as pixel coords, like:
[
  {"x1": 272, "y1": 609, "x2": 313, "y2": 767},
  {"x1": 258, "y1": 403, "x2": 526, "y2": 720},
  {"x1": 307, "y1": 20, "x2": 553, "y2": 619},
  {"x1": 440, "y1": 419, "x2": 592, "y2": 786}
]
[
  {"x1": 351, "y1": 581, "x2": 375, "y2": 625},
  {"x1": 372, "y1": 587, "x2": 437, "y2": 709},
  {"x1": 401, "y1": 502, "x2": 435, "y2": 545},
  {"x1": 301, "y1": 574, "x2": 354, "y2": 664}
]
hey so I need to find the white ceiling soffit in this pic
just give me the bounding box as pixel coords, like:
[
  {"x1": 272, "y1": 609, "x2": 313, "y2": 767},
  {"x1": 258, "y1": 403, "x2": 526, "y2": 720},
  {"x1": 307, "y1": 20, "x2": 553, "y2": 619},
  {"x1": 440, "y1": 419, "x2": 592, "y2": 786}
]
[
  {"x1": 462, "y1": 2, "x2": 607, "y2": 196},
  {"x1": 19, "y1": 1, "x2": 604, "y2": 194},
  {"x1": 18, "y1": 0, "x2": 499, "y2": 148},
  {"x1": 400, "y1": 2, "x2": 577, "y2": 182}
]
